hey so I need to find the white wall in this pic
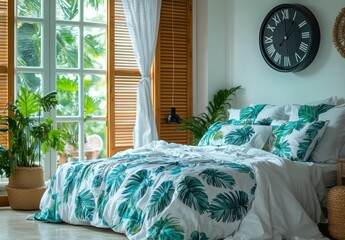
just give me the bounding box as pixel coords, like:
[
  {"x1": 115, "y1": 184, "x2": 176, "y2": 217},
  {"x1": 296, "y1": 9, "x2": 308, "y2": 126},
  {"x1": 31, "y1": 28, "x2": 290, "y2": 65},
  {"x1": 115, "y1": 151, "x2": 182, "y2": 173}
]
[{"x1": 194, "y1": 0, "x2": 345, "y2": 111}]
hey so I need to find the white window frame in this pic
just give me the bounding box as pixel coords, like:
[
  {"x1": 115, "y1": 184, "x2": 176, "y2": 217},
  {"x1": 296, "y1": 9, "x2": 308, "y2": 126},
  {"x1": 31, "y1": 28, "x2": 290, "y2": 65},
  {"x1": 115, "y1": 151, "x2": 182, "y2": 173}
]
[{"x1": 15, "y1": 0, "x2": 107, "y2": 179}]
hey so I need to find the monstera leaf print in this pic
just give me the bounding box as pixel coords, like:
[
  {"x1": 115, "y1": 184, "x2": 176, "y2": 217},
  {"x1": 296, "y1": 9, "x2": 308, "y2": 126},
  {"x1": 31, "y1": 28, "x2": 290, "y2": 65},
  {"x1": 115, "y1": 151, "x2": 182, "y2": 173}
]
[
  {"x1": 75, "y1": 189, "x2": 95, "y2": 221},
  {"x1": 189, "y1": 231, "x2": 209, "y2": 240},
  {"x1": 255, "y1": 117, "x2": 272, "y2": 125},
  {"x1": 239, "y1": 104, "x2": 265, "y2": 121},
  {"x1": 208, "y1": 191, "x2": 249, "y2": 223},
  {"x1": 91, "y1": 164, "x2": 106, "y2": 188},
  {"x1": 105, "y1": 164, "x2": 128, "y2": 195},
  {"x1": 212, "y1": 130, "x2": 224, "y2": 141},
  {"x1": 177, "y1": 176, "x2": 209, "y2": 214},
  {"x1": 225, "y1": 126, "x2": 255, "y2": 146},
  {"x1": 273, "y1": 121, "x2": 304, "y2": 140},
  {"x1": 122, "y1": 169, "x2": 154, "y2": 202},
  {"x1": 97, "y1": 190, "x2": 110, "y2": 225},
  {"x1": 199, "y1": 169, "x2": 235, "y2": 189},
  {"x1": 63, "y1": 164, "x2": 84, "y2": 203},
  {"x1": 34, "y1": 193, "x2": 62, "y2": 222},
  {"x1": 305, "y1": 121, "x2": 327, "y2": 139},
  {"x1": 147, "y1": 181, "x2": 175, "y2": 219},
  {"x1": 225, "y1": 163, "x2": 254, "y2": 179},
  {"x1": 198, "y1": 122, "x2": 223, "y2": 146},
  {"x1": 117, "y1": 200, "x2": 145, "y2": 235},
  {"x1": 298, "y1": 104, "x2": 333, "y2": 122},
  {"x1": 273, "y1": 139, "x2": 291, "y2": 159},
  {"x1": 125, "y1": 206, "x2": 145, "y2": 235},
  {"x1": 147, "y1": 215, "x2": 185, "y2": 240},
  {"x1": 296, "y1": 139, "x2": 312, "y2": 161}
]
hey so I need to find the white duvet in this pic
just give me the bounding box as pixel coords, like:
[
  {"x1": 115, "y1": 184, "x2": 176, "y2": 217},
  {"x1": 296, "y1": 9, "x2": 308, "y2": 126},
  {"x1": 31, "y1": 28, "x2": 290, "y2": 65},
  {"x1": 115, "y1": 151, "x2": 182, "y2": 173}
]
[
  {"x1": 36, "y1": 141, "x2": 328, "y2": 239},
  {"x1": 119, "y1": 141, "x2": 327, "y2": 239}
]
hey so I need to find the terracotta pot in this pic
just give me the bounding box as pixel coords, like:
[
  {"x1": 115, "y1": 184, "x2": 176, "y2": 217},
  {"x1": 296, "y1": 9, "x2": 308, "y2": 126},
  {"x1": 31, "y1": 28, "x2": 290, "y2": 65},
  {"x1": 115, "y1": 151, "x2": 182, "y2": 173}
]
[{"x1": 6, "y1": 167, "x2": 46, "y2": 210}]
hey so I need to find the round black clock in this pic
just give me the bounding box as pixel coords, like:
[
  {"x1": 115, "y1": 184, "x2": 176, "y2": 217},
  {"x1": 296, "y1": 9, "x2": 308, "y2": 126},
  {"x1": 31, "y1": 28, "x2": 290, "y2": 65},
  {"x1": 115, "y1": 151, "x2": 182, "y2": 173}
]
[{"x1": 259, "y1": 4, "x2": 320, "y2": 72}]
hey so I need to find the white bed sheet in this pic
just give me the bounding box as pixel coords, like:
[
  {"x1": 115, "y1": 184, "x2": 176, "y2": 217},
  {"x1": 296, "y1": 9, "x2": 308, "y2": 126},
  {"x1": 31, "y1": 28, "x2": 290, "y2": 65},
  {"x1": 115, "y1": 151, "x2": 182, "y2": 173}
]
[{"x1": 314, "y1": 163, "x2": 337, "y2": 188}]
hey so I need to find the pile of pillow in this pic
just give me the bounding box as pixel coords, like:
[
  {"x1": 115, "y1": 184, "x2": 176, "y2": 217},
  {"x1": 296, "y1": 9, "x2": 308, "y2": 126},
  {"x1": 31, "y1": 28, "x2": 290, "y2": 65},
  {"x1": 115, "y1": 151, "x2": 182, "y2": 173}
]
[{"x1": 198, "y1": 96, "x2": 345, "y2": 163}]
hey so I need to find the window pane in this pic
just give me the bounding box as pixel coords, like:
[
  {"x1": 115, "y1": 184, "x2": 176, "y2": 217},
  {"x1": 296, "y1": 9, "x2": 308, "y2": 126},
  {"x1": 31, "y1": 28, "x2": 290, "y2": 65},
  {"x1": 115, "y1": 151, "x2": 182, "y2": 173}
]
[
  {"x1": 84, "y1": 27, "x2": 106, "y2": 70},
  {"x1": 85, "y1": 121, "x2": 106, "y2": 159},
  {"x1": 56, "y1": 0, "x2": 79, "y2": 21},
  {"x1": 56, "y1": 25, "x2": 79, "y2": 68},
  {"x1": 16, "y1": 73, "x2": 42, "y2": 93},
  {"x1": 84, "y1": 1, "x2": 106, "y2": 23},
  {"x1": 17, "y1": 22, "x2": 42, "y2": 67},
  {"x1": 56, "y1": 74, "x2": 79, "y2": 116},
  {"x1": 57, "y1": 122, "x2": 79, "y2": 164},
  {"x1": 17, "y1": 0, "x2": 42, "y2": 18},
  {"x1": 84, "y1": 74, "x2": 106, "y2": 116}
]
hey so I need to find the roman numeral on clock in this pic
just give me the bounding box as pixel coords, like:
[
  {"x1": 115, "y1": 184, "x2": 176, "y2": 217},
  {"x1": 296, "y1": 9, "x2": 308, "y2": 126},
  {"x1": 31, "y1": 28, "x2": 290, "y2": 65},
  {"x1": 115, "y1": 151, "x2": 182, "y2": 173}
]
[
  {"x1": 299, "y1": 42, "x2": 308, "y2": 52},
  {"x1": 272, "y1": 14, "x2": 281, "y2": 26},
  {"x1": 284, "y1": 56, "x2": 291, "y2": 67},
  {"x1": 281, "y1": 9, "x2": 289, "y2": 20},
  {"x1": 266, "y1": 44, "x2": 276, "y2": 57},
  {"x1": 274, "y1": 52, "x2": 281, "y2": 64},
  {"x1": 301, "y1": 32, "x2": 310, "y2": 39},
  {"x1": 264, "y1": 36, "x2": 273, "y2": 44},
  {"x1": 298, "y1": 20, "x2": 307, "y2": 28}
]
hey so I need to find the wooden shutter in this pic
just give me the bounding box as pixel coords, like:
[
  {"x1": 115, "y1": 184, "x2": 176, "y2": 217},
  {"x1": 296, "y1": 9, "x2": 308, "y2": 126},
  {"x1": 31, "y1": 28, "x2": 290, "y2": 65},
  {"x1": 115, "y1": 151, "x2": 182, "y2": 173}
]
[
  {"x1": 108, "y1": 0, "x2": 141, "y2": 155},
  {"x1": 108, "y1": 0, "x2": 193, "y2": 156},
  {"x1": 0, "y1": 0, "x2": 14, "y2": 148},
  {"x1": 153, "y1": 0, "x2": 192, "y2": 144}
]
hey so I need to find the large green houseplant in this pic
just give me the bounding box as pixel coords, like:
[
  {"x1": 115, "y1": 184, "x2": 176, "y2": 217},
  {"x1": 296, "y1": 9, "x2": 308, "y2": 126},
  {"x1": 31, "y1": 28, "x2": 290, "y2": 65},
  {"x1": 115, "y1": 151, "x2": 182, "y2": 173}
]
[
  {"x1": 0, "y1": 88, "x2": 70, "y2": 210},
  {"x1": 180, "y1": 86, "x2": 241, "y2": 145}
]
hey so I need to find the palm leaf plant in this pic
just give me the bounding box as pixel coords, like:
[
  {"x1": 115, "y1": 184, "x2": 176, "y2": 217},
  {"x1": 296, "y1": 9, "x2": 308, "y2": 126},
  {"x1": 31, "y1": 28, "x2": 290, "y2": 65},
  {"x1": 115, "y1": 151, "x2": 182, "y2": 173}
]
[
  {"x1": 0, "y1": 87, "x2": 70, "y2": 178},
  {"x1": 180, "y1": 86, "x2": 241, "y2": 145}
]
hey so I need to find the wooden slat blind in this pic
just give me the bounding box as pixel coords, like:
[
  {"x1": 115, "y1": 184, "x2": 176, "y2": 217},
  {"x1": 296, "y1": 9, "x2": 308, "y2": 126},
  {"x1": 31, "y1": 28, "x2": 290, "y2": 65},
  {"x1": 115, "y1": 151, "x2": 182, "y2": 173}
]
[
  {"x1": 0, "y1": 0, "x2": 14, "y2": 149},
  {"x1": 108, "y1": 0, "x2": 141, "y2": 154},
  {"x1": 108, "y1": 0, "x2": 192, "y2": 156},
  {"x1": 154, "y1": 0, "x2": 192, "y2": 144}
]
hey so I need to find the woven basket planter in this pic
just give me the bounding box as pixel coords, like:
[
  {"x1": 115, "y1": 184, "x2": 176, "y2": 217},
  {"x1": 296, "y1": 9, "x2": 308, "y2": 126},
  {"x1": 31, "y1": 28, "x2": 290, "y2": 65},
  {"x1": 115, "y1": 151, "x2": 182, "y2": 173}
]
[
  {"x1": 6, "y1": 167, "x2": 46, "y2": 210},
  {"x1": 328, "y1": 186, "x2": 345, "y2": 240}
]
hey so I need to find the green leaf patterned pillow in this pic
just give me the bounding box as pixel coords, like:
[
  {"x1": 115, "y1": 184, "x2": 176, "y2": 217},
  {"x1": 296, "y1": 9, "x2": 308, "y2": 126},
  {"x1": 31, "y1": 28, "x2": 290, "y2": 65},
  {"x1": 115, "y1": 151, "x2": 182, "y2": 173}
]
[
  {"x1": 270, "y1": 120, "x2": 329, "y2": 162},
  {"x1": 288, "y1": 104, "x2": 334, "y2": 122},
  {"x1": 198, "y1": 120, "x2": 272, "y2": 149},
  {"x1": 228, "y1": 104, "x2": 266, "y2": 123}
]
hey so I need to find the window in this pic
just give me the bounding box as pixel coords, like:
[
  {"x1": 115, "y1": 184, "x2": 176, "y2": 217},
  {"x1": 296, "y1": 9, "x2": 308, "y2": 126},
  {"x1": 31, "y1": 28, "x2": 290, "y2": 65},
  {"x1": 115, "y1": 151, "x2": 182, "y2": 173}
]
[
  {"x1": 15, "y1": 0, "x2": 107, "y2": 176},
  {"x1": 12, "y1": 0, "x2": 192, "y2": 177}
]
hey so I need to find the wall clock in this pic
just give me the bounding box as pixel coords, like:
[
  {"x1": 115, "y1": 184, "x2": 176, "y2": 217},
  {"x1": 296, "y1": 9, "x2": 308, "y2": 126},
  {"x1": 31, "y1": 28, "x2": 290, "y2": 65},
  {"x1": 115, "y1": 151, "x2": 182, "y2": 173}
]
[
  {"x1": 333, "y1": 8, "x2": 345, "y2": 58},
  {"x1": 259, "y1": 4, "x2": 320, "y2": 72}
]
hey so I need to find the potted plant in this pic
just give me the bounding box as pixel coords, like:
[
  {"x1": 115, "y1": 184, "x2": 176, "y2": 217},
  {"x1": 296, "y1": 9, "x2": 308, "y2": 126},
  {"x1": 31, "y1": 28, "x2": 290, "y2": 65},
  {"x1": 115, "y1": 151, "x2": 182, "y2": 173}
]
[
  {"x1": 0, "y1": 87, "x2": 70, "y2": 210},
  {"x1": 180, "y1": 86, "x2": 241, "y2": 145}
]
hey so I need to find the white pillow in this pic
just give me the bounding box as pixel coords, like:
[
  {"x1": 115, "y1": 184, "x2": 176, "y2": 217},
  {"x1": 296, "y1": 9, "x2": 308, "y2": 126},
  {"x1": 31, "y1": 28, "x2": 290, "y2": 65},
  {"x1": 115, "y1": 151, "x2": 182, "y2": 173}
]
[
  {"x1": 270, "y1": 120, "x2": 329, "y2": 162},
  {"x1": 198, "y1": 121, "x2": 272, "y2": 149},
  {"x1": 307, "y1": 96, "x2": 337, "y2": 106},
  {"x1": 310, "y1": 104, "x2": 345, "y2": 163}
]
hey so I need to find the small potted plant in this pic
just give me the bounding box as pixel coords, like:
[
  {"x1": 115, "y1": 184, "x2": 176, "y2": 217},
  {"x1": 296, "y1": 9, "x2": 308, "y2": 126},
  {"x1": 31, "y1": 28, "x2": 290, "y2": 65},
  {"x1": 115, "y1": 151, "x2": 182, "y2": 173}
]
[{"x1": 0, "y1": 88, "x2": 70, "y2": 210}]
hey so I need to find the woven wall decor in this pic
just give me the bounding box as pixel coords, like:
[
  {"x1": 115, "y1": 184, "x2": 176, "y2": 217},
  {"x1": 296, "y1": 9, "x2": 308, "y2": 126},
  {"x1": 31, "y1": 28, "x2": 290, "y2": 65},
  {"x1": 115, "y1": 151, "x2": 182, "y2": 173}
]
[{"x1": 333, "y1": 8, "x2": 345, "y2": 58}]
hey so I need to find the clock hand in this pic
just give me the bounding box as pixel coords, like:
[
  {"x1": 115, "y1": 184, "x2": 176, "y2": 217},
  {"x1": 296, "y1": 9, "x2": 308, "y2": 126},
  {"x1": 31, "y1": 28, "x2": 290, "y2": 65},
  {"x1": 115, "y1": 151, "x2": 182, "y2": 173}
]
[
  {"x1": 279, "y1": 21, "x2": 295, "y2": 47},
  {"x1": 286, "y1": 21, "x2": 295, "y2": 37}
]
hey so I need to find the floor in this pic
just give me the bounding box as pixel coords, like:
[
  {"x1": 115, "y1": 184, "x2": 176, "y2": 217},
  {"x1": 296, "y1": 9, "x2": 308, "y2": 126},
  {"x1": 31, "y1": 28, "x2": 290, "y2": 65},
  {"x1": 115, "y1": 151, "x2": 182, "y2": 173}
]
[
  {"x1": 0, "y1": 207, "x2": 333, "y2": 240},
  {"x1": 0, "y1": 207, "x2": 128, "y2": 240}
]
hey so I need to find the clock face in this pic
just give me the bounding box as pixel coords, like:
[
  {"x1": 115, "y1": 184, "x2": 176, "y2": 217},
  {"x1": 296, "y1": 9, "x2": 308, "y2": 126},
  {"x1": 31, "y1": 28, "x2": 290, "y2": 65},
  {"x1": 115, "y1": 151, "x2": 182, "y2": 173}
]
[{"x1": 259, "y1": 4, "x2": 320, "y2": 72}]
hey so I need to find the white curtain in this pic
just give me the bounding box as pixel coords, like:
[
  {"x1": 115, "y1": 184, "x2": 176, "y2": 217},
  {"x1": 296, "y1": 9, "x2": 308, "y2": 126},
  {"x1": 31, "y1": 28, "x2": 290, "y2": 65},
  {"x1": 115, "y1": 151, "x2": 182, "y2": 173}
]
[{"x1": 122, "y1": 0, "x2": 161, "y2": 148}]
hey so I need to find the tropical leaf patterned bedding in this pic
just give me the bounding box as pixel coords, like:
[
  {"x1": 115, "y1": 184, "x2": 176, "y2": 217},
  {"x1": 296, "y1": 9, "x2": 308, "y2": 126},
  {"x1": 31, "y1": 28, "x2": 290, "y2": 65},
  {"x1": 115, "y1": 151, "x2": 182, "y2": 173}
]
[{"x1": 34, "y1": 141, "x2": 325, "y2": 240}]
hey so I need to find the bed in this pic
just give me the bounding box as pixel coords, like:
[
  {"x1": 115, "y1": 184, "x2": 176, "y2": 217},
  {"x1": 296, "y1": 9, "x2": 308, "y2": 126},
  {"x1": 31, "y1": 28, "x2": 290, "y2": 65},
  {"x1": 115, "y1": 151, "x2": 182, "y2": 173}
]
[{"x1": 35, "y1": 97, "x2": 345, "y2": 239}]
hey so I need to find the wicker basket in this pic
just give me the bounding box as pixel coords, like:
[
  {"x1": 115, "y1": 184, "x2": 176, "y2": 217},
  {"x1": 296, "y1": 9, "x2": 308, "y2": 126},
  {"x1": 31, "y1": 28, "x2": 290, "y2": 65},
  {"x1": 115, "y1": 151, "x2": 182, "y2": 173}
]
[{"x1": 328, "y1": 186, "x2": 345, "y2": 240}]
